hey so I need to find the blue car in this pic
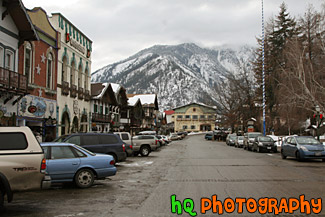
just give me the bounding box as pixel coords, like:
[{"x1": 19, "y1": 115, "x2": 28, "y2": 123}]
[
  {"x1": 40, "y1": 143, "x2": 117, "y2": 188},
  {"x1": 281, "y1": 136, "x2": 325, "y2": 162},
  {"x1": 205, "y1": 133, "x2": 213, "y2": 140}
]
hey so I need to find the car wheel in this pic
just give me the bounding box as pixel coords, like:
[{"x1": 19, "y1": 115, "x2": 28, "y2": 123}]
[
  {"x1": 281, "y1": 150, "x2": 287, "y2": 159},
  {"x1": 322, "y1": 159, "x2": 325, "y2": 162},
  {"x1": 140, "y1": 146, "x2": 150, "y2": 157},
  {"x1": 75, "y1": 169, "x2": 95, "y2": 188},
  {"x1": 296, "y1": 151, "x2": 303, "y2": 162},
  {"x1": 257, "y1": 147, "x2": 260, "y2": 153},
  {"x1": 0, "y1": 188, "x2": 4, "y2": 209}
]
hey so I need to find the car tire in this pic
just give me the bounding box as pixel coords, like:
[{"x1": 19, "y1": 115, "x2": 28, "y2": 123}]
[
  {"x1": 281, "y1": 150, "x2": 287, "y2": 159},
  {"x1": 296, "y1": 151, "x2": 303, "y2": 162},
  {"x1": 75, "y1": 169, "x2": 95, "y2": 188},
  {"x1": 0, "y1": 188, "x2": 4, "y2": 209},
  {"x1": 133, "y1": 151, "x2": 139, "y2": 157},
  {"x1": 140, "y1": 146, "x2": 150, "y2": 157},
  {"x1": 257, "y1": 147, "x2": 261, "y2": 153},
  {"x1": 322, "y1": 159, "x2": 325, "y2": 162}
]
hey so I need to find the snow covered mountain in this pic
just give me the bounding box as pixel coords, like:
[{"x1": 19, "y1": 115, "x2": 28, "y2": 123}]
[{"x1": 91, "y1": 43, "x2": 255, "y2": 110}]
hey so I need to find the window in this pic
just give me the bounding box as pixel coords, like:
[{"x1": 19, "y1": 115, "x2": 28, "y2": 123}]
[
  {"x1": 208, "y1": 115, "x2": 214, "y2": 119},
  {"x1": 70, "y1": 62, "x2": 75, "y2": 85},
  {"x1": 0, "y1": 47, "x2": 3, "y2": 67},
  {"x1": 84, "y1": 69, "x2": 88, "y2": 90},
  {"x1": 121, "y1": 133, "x2": 129, "y2": 140},
  {"x1": 66, "y1": 136, "x2": 81, "y2": 145},
  {"x1": 24, "y1": 43, "x2": 32, "y2": 83},
  {"x1": 100, "y1": 135, "x2": 119, "y2": 144},
  {"x1": 62, "y1": 56, "x2": 68, "y2": 83},
  {"x1": 0, "y1": 133, "x2": 28, "y2": 150},
  {"x1": 183, "y1": 125, "x2": 188, "y2": 130},
  {"x1": 191, "y1": 125, "x2": 196, "y2": 129},
  {"x1": 100, "y1": 105, "x2": 103, "y2": 114},
  {"x1": 105, "y1": 107, "x2": 109, "y2": 115},
  {"x1": 5, "y1": 50, "x2": 14, "y2": 70},
  {"x1": 185, "y1": 115, "x2": 190, "y2": 119},
  {"x1": 83, "y1": 135, "x2": 100, "y2": 145},
  {"x1": 94, "y1": 104, "x2": 98, "y2": 113},
  {"x1": 51, "y1": 146, "x2": 76, "y2": 159},
  {"x1": 192, "y1": 115, "x2": 198, "y2": 120},
  {"x1": 78, "y1": 65, "x2": 82, "y2": 88},
  {"x1": 47, "y1": 53, "x2": 53, "y2": 89},
  {"x1": 177, "y1": 115, "x2": 183, "y2": 119},
  {"x1": 72, "y1": 147, "x2": 86, "y2": 157},
  {"x1": 200, "y1": 115, "x2": 205, "y2": 119}
]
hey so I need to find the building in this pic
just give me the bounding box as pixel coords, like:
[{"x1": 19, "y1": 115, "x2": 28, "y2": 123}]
[
  {"x1": 16, "y1": 7, "x2": 59, "y2": 142},
  {"x1": 0, "y1": 0, "x2": 38, "y2": 126},
  {"x1": 49, "y1": 13, "x2": 92, "y2": 136},
  {"x1": 110, "y1": 83, "x2": 128, "y2": 131},
  {"x1": 172, "y1": 103, "x2": 217, "y2": 132},
  {"x1": 90, "y1": 82, "x2": 117, "y2": 132},
  {"x1": 127, "y1": 94, "x2": 159, "y2": 131},
  {"x1": 126, "y1": 96, "x2": 144, "y2": 135}
]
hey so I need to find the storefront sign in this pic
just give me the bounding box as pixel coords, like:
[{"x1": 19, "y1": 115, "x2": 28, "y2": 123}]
[{"x1": 70, "y1": 39, "x2": 85, "y2": 54}]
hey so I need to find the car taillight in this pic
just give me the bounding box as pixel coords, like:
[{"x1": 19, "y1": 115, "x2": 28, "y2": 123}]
[
  {"x1": 122, "y1": 144, "x2": 125, "y2": 152},
  {"x1": 40, "y1": 158, "x2": 46, "y2": 173},
  {"x1": 130, "y1": 144, "x2": 133, "y2": 149},
  {"x1": 110, "y1": 160, "x2": 115, "y2": 165},
  {"x1": 156, "y1": 140, "x2": 158, "y2": 145}
]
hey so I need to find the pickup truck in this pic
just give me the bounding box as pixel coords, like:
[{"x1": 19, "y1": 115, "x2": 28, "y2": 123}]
[
  {"x1": 0, "y1": 127, "x2": 51, "y2": 208},
  {"x1": 114, "y1": 132, "x2": 158, "y2": 157}
]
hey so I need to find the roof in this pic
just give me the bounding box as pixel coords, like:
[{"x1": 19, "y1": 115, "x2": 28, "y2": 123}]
[
  {"x1": 3, "y1": 0, "x2": 39, "y2": 43},
  {"x1": 164, "y1": 110, "x2": 175, "y2": 115},
  {"x1": 173, "y1": 102, "x2": 217, "y2": 111},
  {"x1": 128, "y1": 97, "x2": 141, "y2": 107},
  {"x1": 91, "y1": 83, "x2": 109, "y2": 99},
  {"x1": 127, "y1": 94, "x2": 158, "y2": 107}
]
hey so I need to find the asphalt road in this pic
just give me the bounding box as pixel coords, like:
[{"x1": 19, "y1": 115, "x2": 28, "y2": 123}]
[{"x1": 1, "y1": 135, "x2": 325, "y2": 217}]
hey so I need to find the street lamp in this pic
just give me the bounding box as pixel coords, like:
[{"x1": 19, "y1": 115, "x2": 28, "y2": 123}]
[{"x1": 315, "y1": 105, "x2": 323, "y2": 141}]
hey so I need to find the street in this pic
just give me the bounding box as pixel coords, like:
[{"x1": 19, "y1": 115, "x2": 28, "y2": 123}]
[{"x1": 2, "y1": 134, "x2": 325, "y2": 217}]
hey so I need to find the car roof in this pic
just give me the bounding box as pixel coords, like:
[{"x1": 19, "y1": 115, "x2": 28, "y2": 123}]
[{"x1": 41, "y1": 142, "x2": 75, "y2": 147}]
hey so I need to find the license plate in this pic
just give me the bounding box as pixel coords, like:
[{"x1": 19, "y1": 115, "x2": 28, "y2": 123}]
[
  {"x1": 315, "y1": 152, "x2": 322, "y2": 156},
  {"x1": 267, "y1": 147, "x2": 271, "y2": 149}
]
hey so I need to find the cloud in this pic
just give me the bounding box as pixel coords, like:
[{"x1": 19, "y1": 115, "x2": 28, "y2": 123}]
[{"x1": 22, "y1": 0, "x2": 324, "y2": 72}]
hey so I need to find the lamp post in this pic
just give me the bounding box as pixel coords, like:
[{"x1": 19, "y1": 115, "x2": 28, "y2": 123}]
[
  {"x1": 261, "y1": 0, "x2": 266, "y2": 136},
  {"x1": 315, "y1": 105, "x2": 321, "y2": 141}
]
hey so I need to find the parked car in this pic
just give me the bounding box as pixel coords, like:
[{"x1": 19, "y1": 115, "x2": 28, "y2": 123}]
[
  {"x1": 156, "y1": 135, "x2": 166, "y2": 146},
  {"x1": 252, "y1": 136, "x2": 277, "y2": 153},
  {"x1": 0, "y1": 127, "x2": 51, "y2": 208},
  {"x1": 114, "y1": 132, "x2": 133, "y2": 157},
  {"x1": 54, "y1": 133, "x2": 127, "y2": 163},
  {"x1": 177, "y1": 132, "x2": 187, "y2": 139},
  {"x1": 244, "y1": 132, "x2": 263, "y2": 151},
  {"x1": 205, "y1": 132, "x2": 213, "y2": 140},
  {"x1": 235, "y1": 136, "x2": 244, "y2": 148},
  {"x1": 226, "y1": 134, "x2": 237, "y2": 146},
  {"x1": 281, "y1": 136, "x2": 325, "y2": 161},
  {"x1": 40, "y1": 143, "x2": 116, "y2": 188},
  {"x1": 161, "y1": 135, "x2": 170, "y2": 144},
  {"x1": 169, "y1": 133, "x2": 181, "y2": 141},
  {"x1": 132, "y1": 135, "x2": 158, "y2": 156}
]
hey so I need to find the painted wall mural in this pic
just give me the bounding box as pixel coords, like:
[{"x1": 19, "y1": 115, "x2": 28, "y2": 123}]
[{"x1": 18, "y1": 95, "x2": 57, "y2": 119}]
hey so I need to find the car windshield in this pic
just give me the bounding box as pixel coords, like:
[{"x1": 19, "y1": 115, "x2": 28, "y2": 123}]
[
  {"x1": 238, "y1": 136, "x2": 244, "y2": 140},
  {"x1": 259, "y1": 136, "x2": 273, "y2": 142},
  {"x1": 249, "y1": 133, "x2": 262, "y2": 138},
  {"x1": 296, "y1": 137, "x2": 321, "y2": 145},
  {"x1": 230, "y1": 135, "x2": 236, "y2": 139},
  {"x1": 53, "y1": 135, "x2": 69, "y2": 142}
]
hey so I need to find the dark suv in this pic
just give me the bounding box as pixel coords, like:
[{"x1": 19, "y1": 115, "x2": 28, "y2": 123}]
[{"x1": 54, "y1": 133, "x2": 127, "y2": 162}]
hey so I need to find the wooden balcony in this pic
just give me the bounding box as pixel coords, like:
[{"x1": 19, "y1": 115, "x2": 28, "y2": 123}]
[
  {"x1": 70, "y1": 84, "x2": 77, "y2": 98},
  {"x1": 84, "y1": 89, "x2": 90, "y2": 101},
  {"x1": 78, "y1": 87, "x2": 84, "y2": 100},
  {"x1": 61, "y1": 81, "x2": 69, "y2": 95},
  {"x1": 92, "y1": 113, "x2": 111, "y2": 123},
  {"x1": 0, "y1": 67, "x2": 27, "y2": 93}
]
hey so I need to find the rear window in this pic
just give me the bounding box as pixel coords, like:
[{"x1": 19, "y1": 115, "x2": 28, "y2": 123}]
[
  {"x1": 121, "y1": 133, "x2": 129, "y2": 140},
  {"x1": 0, "y1": 133, "x2": 28, "y2": 150},
  {"x1": 100, "y1": 135, "x2": 119, "y2": 144},
  {"x1": 249, "y1": 133, "x2": 262, "y2": 138}
]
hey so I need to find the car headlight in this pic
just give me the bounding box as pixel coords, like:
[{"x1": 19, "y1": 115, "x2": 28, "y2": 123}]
[
  {"x1": 258, "y1": 142, "x2": 263, "y2": 146},
  {"x1": 300, "y1": 146, "x2": 308, "y2": 151}
]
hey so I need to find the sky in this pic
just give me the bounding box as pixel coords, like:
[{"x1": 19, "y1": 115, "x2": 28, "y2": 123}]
[{"x1": 23, "y1": 0, "x2": 324, "y2": 73}]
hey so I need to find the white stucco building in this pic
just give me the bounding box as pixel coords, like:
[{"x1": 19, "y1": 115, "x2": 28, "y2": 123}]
[{"x1": 49, "y1": 13, "x2": 92, "y2": 136}]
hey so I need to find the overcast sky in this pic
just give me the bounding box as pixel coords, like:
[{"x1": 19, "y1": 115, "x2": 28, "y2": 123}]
[{"x1": 23, "y1": 0, "x2": 324, "y2": 72}]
